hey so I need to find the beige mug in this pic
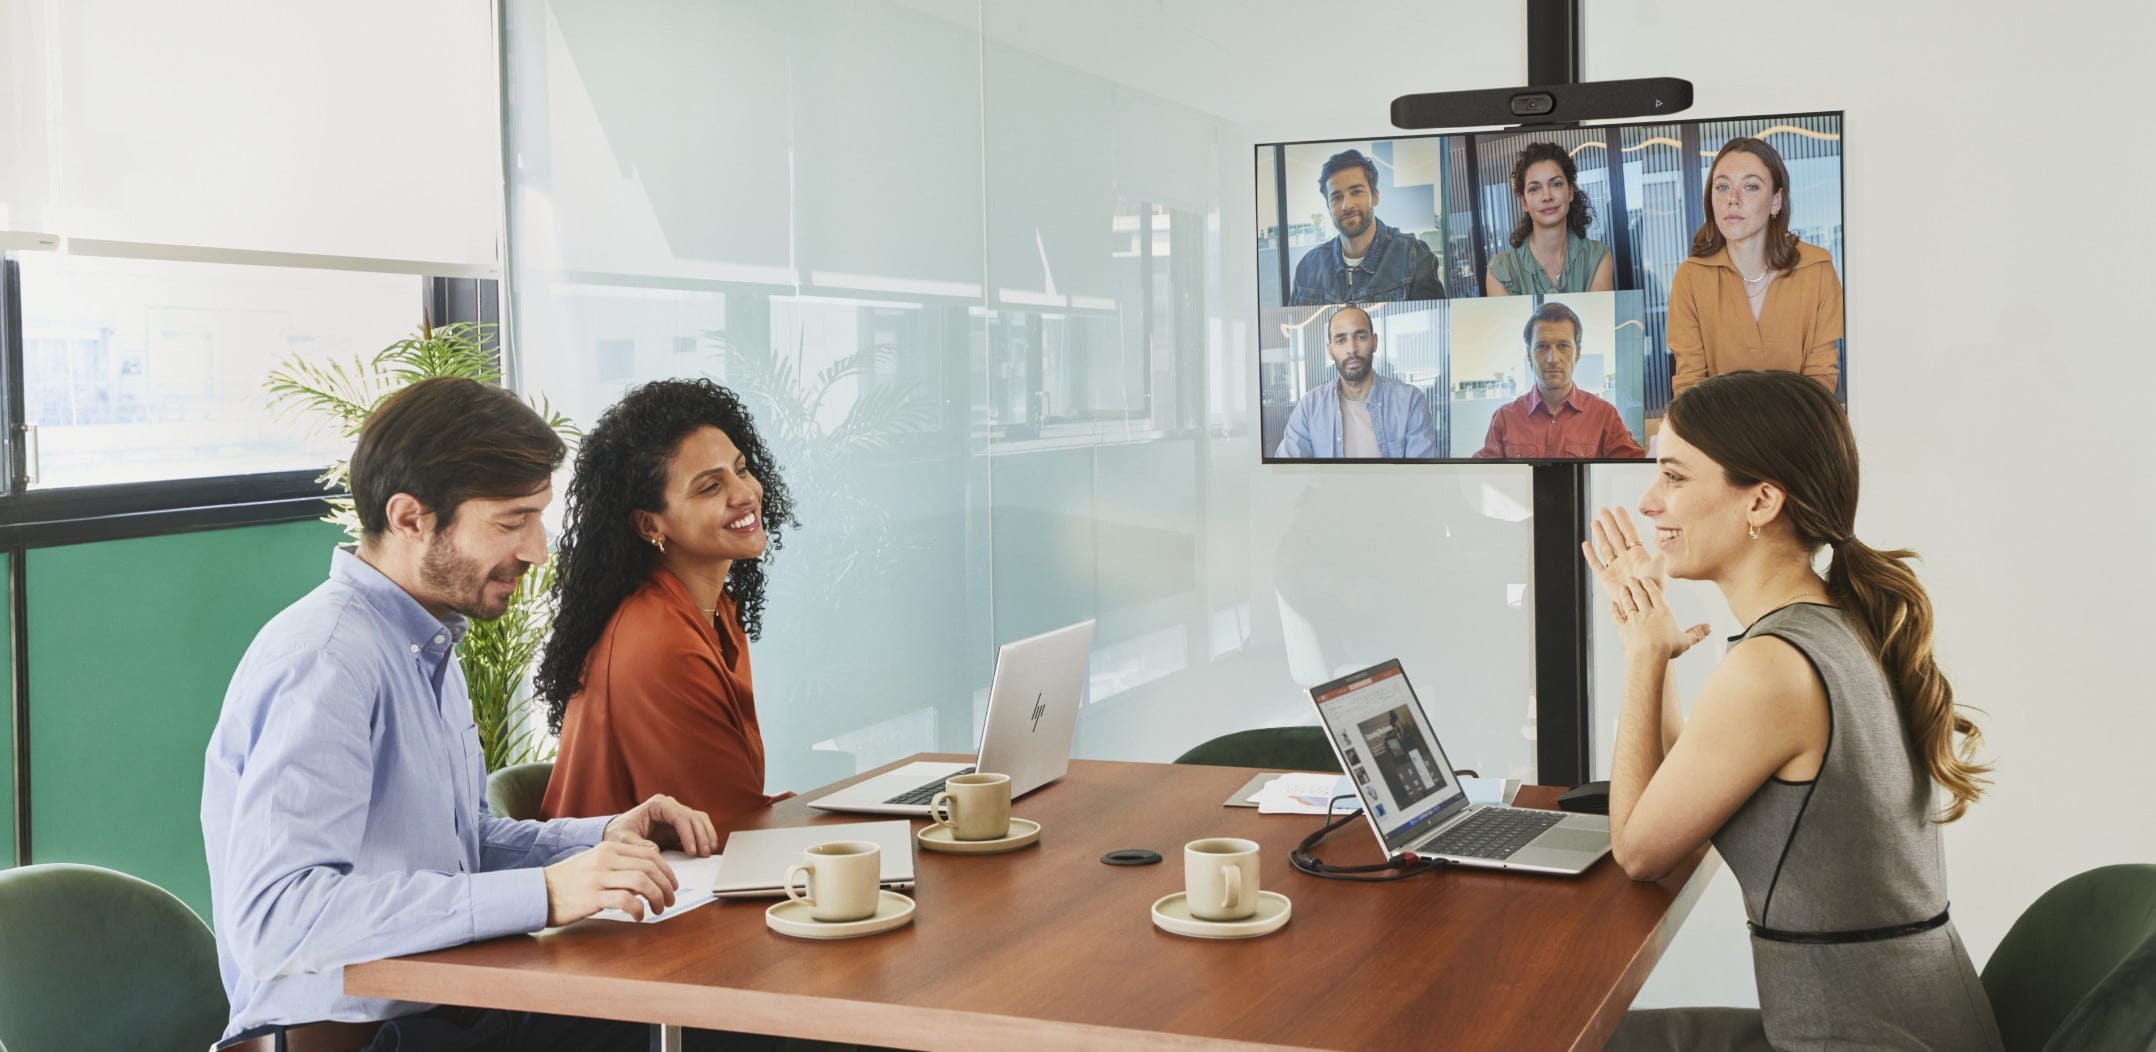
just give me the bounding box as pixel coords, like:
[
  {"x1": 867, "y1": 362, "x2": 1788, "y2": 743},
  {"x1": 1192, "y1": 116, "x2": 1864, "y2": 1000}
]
[
  {"x1": 1184, "y1": 837, "x2": 1261, "y2": 922},
  {"x1": 782, "y1": 840, "x2": 882, "y2": 922},
  {"x1": 928, "y1": 772, "x2": 1013, "y2": 841}
]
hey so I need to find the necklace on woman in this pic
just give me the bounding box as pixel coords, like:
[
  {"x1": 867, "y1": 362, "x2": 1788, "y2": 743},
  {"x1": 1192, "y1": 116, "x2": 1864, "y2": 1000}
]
[
  {"x1": 1741, "y1": 266, "x2": 1771, "y2": 286},
  {"x1": 1535, "y1": 245, "x2": 1565, "y2": 285}
]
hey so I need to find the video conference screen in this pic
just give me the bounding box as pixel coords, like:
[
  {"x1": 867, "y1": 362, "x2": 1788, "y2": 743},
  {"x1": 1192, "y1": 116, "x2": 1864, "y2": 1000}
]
[{"x1": 1256, "y1": 111, "x2": 1844, "y2": 463}]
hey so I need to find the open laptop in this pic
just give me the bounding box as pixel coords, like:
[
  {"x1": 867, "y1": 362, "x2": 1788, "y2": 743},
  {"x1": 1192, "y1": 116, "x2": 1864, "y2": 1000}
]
[
  {"x1": 808, "y1": 619, "x2": 1094, "y2": 816},
  {"x1": 1307, "y1": 659, "x2": 1610, "y2": 875}
]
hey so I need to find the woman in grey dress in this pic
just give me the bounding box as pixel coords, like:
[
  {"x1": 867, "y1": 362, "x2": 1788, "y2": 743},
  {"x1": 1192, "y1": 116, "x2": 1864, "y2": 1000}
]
[{"x1": 1585, "y1": 371, "x2": 2002, "y2": 1051}]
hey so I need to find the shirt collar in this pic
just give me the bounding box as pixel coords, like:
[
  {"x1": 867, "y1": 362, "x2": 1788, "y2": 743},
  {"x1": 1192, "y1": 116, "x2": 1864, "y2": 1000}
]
[
  {"x1": 1328, "y1": 376, "x2": 1387, "y2": 407},
  {"x1": 1528, "y1": 386, "x2": 1580, "y2": 416},
  {"x1": 1333, "y1": 218, "x2": 1394, "y2": 269},
  {"x1": 331, "y1": 545, "x2": 468, "y2": 656}
]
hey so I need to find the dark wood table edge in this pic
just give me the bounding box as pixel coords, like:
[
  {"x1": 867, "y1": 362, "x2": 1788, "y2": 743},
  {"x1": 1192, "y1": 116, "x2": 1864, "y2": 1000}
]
[
  {"x1": 351, "y1": 959, "x2": 1316, "y2": 1051},
  {"x1": 1569, "y1": 846, "x2": 1723, "y2": 1052}
]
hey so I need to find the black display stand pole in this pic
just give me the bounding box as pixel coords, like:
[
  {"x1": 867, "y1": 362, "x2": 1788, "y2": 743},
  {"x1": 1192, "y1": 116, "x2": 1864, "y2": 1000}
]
[{"x1": 1525, "y1": 0, "x2": 1594, "y2": 787}]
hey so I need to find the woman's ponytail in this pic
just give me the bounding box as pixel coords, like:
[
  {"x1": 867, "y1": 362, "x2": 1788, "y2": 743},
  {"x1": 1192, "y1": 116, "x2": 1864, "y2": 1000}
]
[{"x1": 1824, "y1": 538, "x2": 1989, "y2": 822}]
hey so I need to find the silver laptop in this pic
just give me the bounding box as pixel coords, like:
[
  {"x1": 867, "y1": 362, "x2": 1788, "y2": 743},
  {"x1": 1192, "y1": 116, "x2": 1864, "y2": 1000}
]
[
  {"x1": 808, "y1": 620, "x2": 1094, "y2": 816},
  {"x1": 709, "y1": 819, "x2": 915, "y2": 898},
  {"x1": 1308, "y1": 659, "x2": 1610, "y2": 876}
]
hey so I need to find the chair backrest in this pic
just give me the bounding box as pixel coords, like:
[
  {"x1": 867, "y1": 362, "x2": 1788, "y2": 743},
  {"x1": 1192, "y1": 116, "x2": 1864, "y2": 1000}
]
[
  {"x1": 2041, "y1": 925, "x2": 2156, "y2": 1051},
  {"x1": 0, "y1": 862, "x2": 228, "y2": 1052},
  {"x1": 1172, "y1": 726, "x2": 1341, "y2": 773},
  {"x1": 1981, "y1": 863, "x2": 2156, "y2": 1052},
  {"x1": 486, "y1": 760, "x2": 556, "y2": 821}
]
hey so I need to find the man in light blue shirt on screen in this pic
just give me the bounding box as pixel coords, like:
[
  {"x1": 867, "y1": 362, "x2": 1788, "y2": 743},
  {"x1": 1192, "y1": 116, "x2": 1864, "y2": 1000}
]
[
  {"x1": 202, "y1": 378, "x2": 729, "y2": 1052},
  {"x1": 1274, "y1": 304, "x2": 1437, "y2": 459}
]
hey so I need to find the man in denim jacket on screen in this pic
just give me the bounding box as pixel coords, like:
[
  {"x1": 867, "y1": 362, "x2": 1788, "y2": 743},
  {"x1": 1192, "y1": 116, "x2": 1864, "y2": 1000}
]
[
  {"x1": 1288, "y1": 148, "x2": 1448, "y2": 306},
  {"x1": 1274, "y1": 304, "x2": 1437, "y2": 459}
]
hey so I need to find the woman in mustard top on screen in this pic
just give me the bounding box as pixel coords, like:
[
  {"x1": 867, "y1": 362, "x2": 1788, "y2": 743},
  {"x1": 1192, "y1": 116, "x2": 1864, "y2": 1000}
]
[
  {"x1": 1666, "y1": 137, "x2": 1844, "y2": 397},
  {"x1": 537, "y1": 378, "x2": 798, "y2": 825},
  {"x1": 1484, "y1": 141, "x2": 1615, "y2": 296},
  {"x1": 1588, "y1": 371, "x2": 2000, "y2": 1051}
]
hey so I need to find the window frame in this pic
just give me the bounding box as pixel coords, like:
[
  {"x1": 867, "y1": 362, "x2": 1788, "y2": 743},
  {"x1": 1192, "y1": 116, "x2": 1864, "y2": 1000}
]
[{"x1": 0, "y1": 252, "x2": 499, "y2": 551}]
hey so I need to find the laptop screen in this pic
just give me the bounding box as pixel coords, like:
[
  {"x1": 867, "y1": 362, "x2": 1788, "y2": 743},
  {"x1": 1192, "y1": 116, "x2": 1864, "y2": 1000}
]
[{"x1": 1309, "y1": 660, "x2": 1469, "y2": 853}]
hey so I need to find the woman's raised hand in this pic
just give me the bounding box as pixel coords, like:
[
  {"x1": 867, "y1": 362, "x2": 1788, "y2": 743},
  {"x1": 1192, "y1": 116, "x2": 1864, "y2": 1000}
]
[
  {"x1": 1581, "y1": 506, "x2": 1709, "y2": 661},
  {"x1": 1582, "y1": 507, "x2": 1662, "y2": 591}
]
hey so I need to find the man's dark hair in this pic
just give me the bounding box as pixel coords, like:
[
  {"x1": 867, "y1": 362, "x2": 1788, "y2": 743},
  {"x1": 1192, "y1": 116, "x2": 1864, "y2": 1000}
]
[
  {"x1": 1317, "y1": 149, "x2": 1379, "y2": 198},
  {"x1": 350, "y1": 376, "x2": 566, "y2": 538},
  {"x1": 1521, "y1": 301, "x2": 1584, "y2": 347}
]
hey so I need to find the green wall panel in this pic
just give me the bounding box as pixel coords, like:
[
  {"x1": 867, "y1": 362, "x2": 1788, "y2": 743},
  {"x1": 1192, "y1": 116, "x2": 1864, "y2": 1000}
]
[{"x1": 26, "y1": 520, "x2": 345, "y2": 918}]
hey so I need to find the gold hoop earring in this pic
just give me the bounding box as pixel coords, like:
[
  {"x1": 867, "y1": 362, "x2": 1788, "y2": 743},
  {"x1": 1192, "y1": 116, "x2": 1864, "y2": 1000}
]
[{"x1": 650, "y1": 535, "x2": 666, "y2": 554}]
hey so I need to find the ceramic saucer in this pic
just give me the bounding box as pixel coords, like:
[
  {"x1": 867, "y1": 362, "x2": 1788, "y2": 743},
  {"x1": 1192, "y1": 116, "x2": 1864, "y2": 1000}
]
[
  {"x1": 1150, "y1": 890, "x2": 1291, "y2": 940},
  {"x1": 765, "y1": 890, "x2": 916, "y2": 940},
  {"x1": 917, "y1": 817, "x2": 1042, "y2": 855}
]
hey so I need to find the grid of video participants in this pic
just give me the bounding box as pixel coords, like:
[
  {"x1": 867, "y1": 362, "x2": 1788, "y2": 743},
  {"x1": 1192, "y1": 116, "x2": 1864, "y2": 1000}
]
[{"x1": 1256, "y1": 112, "x2": 1844, "y2": 463}]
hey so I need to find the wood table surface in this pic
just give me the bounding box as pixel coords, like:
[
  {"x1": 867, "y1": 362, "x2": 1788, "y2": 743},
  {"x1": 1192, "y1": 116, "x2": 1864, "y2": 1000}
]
[{"x1": 348, "y1": 755, "x2": 1716, "y2": 1051}]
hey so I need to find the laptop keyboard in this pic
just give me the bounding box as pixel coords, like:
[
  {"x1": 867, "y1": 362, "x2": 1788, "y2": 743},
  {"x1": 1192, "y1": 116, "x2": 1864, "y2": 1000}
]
[
  {"x1": 884, "y1": 767, "x2": 976, "y2": 806},
  {"x1": 1426, "y1": 807, "x2": 1564, "y2": 860}
]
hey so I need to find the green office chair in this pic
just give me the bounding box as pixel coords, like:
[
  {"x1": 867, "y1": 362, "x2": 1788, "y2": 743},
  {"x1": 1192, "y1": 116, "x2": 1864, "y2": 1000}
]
[
  {"x1": 1981, "y1": 863, "x2": 2156, "y2": 1051},
  {"x1": 1173, "y1": 726, "x2": 1341, "y2": 773},
  {"x1": 486, "y1": 760, "x2": 556, "y2": 820},
  {"x1": 0, "y1": 863, "x2": 228, "y2": 1052}
]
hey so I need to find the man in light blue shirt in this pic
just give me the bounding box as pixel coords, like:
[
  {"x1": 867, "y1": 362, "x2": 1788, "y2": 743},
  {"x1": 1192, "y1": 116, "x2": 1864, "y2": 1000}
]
[
  {"x1": 1274, "y1": 304, "x2": 1438, "y2": 459},
  {"x1": 203, "y1": 378, "x2": 723, "y2": 1051}
]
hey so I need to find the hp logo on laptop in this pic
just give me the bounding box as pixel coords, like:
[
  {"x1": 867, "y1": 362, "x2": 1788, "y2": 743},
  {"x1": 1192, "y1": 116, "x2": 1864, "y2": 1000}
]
[{"x1": 1030, "y1": 693, "x2": 1047, "y2": 731}]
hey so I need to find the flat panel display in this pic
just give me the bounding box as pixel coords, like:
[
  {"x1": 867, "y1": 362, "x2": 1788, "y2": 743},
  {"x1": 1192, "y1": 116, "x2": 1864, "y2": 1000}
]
[{"x1": 1257, "y1": 112, "x2": 1845, "y2": 463}]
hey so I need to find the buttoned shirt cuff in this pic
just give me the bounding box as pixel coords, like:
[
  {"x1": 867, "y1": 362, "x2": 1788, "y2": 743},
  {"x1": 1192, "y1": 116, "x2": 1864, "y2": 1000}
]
[{"x1": 470, "y1": 867, "x2": 552, "y2": 941}]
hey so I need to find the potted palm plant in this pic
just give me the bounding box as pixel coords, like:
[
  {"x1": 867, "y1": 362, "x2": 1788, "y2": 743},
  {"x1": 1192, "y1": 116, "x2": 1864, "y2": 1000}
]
[{"x1": 266, "y1": 320, "x2": 572, "y2": 771}]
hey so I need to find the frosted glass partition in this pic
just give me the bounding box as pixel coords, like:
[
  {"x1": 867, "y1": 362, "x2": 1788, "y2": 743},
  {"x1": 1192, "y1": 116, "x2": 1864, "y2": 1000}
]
[
  {"x1": 1587, "y1": 461, "x2": 1742, "y2": 778},
  {"x1": 505, "y1": 0, "x2": 1543, "y2": 790}
]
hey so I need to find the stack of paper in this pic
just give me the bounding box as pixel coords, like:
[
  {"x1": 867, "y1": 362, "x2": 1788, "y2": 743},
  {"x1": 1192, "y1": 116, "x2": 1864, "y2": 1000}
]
[{"x1": 1251, "y1": 773, "x2": 1362, "y2": 815}]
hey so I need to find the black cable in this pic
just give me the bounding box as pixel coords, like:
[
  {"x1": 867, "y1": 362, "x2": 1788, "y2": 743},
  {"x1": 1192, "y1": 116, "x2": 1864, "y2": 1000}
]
[{"x1": 1288, "y1": 794, "x2": 1445, "y2": 882}]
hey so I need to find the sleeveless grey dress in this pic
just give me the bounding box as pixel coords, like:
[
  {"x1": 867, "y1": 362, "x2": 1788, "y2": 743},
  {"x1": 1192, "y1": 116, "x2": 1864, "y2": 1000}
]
[{"x1": 1610, "y1": 604, "x2": 2003, "y2": 1051}]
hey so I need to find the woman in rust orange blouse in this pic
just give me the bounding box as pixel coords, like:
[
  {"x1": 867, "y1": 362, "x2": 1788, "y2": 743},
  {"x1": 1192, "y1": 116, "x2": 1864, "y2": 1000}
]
[
  {"x1": 536, "y1": 379, "x2": 798, "y2": 824},
  {"x1": 1666, "y1": 136, "x2": 1844, "y2": 398}
]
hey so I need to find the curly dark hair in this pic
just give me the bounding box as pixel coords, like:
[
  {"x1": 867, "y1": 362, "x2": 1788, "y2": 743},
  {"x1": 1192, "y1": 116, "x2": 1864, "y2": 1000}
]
[
  {"x1": 1506, "y1": 141, "x2": 1594, "y2": 247},
  {"x1": 536, "y1": 378, "x2": 797, "y2": 733}
]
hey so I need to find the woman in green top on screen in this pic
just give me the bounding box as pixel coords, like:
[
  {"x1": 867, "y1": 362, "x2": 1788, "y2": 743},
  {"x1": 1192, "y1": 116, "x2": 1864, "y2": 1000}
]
[{"x1": 1484, "y1": 141, "x2": 1614, "y2": 296}]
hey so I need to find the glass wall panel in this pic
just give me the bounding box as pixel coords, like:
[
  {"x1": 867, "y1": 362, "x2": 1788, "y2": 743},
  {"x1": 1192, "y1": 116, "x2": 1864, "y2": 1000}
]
[
  {"x1": 504, "y1": 0, "x2": 993, "y2": 792},
  {"x1": 506, "y1": 0, "x2": 1542, "y2": 791}
]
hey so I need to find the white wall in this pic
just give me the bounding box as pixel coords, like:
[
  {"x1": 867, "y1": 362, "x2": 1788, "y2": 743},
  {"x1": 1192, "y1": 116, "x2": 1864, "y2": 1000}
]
[{"x1": 1583, "y1": 0, "x2": 2156, "y2": 1008}]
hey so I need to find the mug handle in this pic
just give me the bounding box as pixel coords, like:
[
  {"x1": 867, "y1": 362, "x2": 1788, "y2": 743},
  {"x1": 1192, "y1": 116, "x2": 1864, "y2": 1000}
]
[
  {"x1": 928, "y1": 791, "x2": 958, "y2": 830},
  {"x1": 1222, "y1": 865, "x2": 1243, "y2": 913},
  {"x1": 784, "y1": 863, "x2": 815, "y2": 907}
]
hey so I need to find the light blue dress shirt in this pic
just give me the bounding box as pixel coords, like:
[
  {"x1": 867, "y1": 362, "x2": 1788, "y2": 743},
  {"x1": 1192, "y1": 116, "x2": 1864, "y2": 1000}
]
[
  {"x1": 202, "y1": 547, "x2": 610, "y2": 1037},
  {"x1": 1273, "y1": 374, "x2": 1438, "y2": 459}
]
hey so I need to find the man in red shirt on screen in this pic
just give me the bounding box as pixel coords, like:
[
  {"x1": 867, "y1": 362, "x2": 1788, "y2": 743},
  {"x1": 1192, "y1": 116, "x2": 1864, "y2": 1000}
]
[{"x1": 1473, "y1": 301, "x2": 1645, "y2": 460}]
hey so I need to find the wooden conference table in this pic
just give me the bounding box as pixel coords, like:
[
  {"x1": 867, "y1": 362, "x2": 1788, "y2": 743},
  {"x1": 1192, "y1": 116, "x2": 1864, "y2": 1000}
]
[{"x1": 348, "y1": 755, "x2": 1717, "y2": 1051}]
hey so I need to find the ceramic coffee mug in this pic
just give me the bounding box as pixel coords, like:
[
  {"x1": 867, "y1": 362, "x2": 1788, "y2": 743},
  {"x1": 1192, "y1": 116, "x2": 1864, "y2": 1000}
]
[
  {"x1": 1184, "y1": 837, "x2": 1261, "y2": 922},
  {"x1": 928, "y1": 772, "x2": 1013, "y2": 841},
  {"x1": 782, "y1": 840, "x2": 882, "y2": 922}
]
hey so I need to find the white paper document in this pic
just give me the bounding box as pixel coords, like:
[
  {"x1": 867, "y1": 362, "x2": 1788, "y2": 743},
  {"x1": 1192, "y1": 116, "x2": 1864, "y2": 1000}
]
[
  {"x1": 1253, "y1": 773, "x2": 1361, "y2": 815},
  {"x1": 586, "y1": 850, "x2": 722, "y2": 925},
  {"x1": 1252, "y1": 772, "x2": 1518, "y2": 815}
]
